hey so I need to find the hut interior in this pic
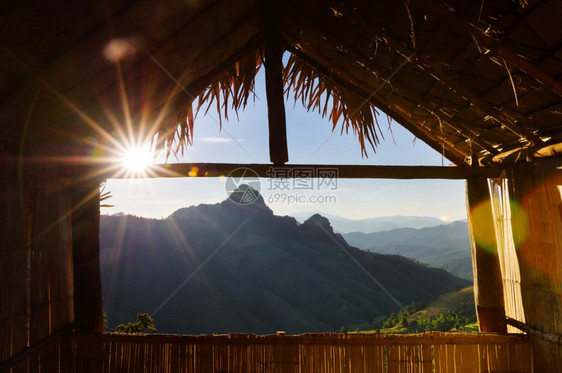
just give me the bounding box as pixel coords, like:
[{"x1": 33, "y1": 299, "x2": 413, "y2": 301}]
[{"x1": 1, "y1": 0, "x2": 561, "y2": 371}]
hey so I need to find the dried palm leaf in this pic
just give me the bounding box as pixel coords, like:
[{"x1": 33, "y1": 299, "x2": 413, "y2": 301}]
[
  {"x1": 283, "y1": 53, "x2": 382, "y2": 156},
  {"x1": 158, "y1": 49, "x2": 263, "y2": 159},
  {"x1": 196, "y1": 48, "x2": 264, "y2": 126}
]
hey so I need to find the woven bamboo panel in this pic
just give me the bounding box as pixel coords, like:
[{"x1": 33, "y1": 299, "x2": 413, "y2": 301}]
[
  {"x1": 71, "y1": 332, "x2": 532, "y2": 373},
  {"x1": 490, "y1": 179, "x2": 526, "y2": 332},
  {"x1": 1, "y1": 165, "x2": 75, "y2": 373},
  {"x1": 5, "y1": 335, "x2": 69, "y2": 373}
]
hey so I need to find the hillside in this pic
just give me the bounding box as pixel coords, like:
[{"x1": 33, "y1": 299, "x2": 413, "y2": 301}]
[
  {"x1": 353, "y1": 286, "x2": 477, "y2": 334},
  {"x1": 409, "y1": 286, "x2": 475, "y2": 321},
  {"x1": 100, "y1": 189, "x2": 469, "y2": 335},
  {"x1": 343, "y1": 222, "x2": 473, "y2": 280}
]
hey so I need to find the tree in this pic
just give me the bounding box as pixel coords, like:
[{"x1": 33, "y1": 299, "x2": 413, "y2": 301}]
[
  {"x1": 114, "y1": 313, "x2": 157, "y2": 334},
  {"x1": 103, "y1": 310, "x2": 109, "y2": 331}
]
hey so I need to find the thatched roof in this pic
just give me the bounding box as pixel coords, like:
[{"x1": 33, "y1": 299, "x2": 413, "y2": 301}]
[{"x1": 1, "y1": 0, "x2": 561, "y2": 166}]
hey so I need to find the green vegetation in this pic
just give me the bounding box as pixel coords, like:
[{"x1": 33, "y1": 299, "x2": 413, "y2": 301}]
[
  {"x1": 379, "y1": 307, "x2": 476, "y2": 333},
  {"x1": 113, "y1": 313, "x2": 157, "y2": 334},
  {"x1": 352, "y1": 286, "x2": 477, "y2": 334}
]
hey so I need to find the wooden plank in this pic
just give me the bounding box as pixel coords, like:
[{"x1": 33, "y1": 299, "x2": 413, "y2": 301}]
[
  {"x1": 420, "y1": 344, "x2": 433, "y2": 373},
  {"x1": 30, "y1": 169, "x2": 51, "y2": 345},
  {"x1": 71, "y1": 182, "x2": 103, "y2": 333},
  {"x1": 56, "y1": 179, "x2": 75, "y2": 335},
  {"x1": 466, "y1": 177, "x2": 507, "y2": 332},
  {"x1": 263, "y1": 0, "x2": 288, "y2": 165},
  {"x1": 98, "y1": 163, "x2": 504, "y2": 180}
]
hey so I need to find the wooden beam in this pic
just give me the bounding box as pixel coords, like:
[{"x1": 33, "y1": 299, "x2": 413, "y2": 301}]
[
  {"x1": 71, "y1": 182, "x2": 103, "y2": 334},
  {"x1": 73, "y1": 330, "x2": 530, "y2": 346},
  {"x1": 466, "y1": 177, "x2": 507, "y2": 333},
  {"x1": 101, "y1": 163, "x2": 504, "y2": 180},
  {"x1": 262, "y1": 0, "x2": 288, "y2": 165}
]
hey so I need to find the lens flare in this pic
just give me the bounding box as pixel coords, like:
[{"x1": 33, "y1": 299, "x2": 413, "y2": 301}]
[
  {"x1": 470, "y1": 199, "x2": 529, "y2": 251},
  {"x1": 121, "y1": 146, "x2": 152, "y2": 172}
]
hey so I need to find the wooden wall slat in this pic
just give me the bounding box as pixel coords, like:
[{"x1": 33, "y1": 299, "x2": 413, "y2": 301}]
[
  {"x1": 1, "y1": 165, "x2": 30, "y2": 364},
  {"x1": 30, "y1": 172, "x2": 50, "y2": 344}
]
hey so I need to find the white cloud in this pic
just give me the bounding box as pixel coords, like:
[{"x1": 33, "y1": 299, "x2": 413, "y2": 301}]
[{"x1": 199, "y1": 136, "x2": 243, "y2": 144}]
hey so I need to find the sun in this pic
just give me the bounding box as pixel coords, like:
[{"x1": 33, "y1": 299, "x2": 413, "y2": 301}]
[{"x1": 121, "y1": 146, "x2": 153, "y2": 172}]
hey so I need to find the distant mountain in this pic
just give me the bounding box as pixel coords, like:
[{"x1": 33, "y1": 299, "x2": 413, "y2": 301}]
[
  {"x1": 290, "y1": 212, "x2": 445, "y2": 234},
  {"x1": 100, "y1": 187, "x2": 469, "y2": 335},
  {"x1": 343, "y1": 222, "x2": 472, "y2": 280}
]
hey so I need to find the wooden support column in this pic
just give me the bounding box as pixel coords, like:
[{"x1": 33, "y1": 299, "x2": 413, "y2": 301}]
[
  {"x1": 263, "y1": 0, "x2": 288, "y2": 165},
  {"x1": 71, "y1": 182, "x2": 103, "y2": 333},
  {"x1": 508, "y1": 159, "x2": 562, "y2": 371},
  {"x1": 466, "y1": 177, "x2": 507, "y2": 333}
]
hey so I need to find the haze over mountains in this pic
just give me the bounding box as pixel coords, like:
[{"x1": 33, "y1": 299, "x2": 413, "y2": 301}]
[
  {"x1": 290, "y1": 212, "x2": 447, "y2": 234},
  {"x1": 343, "y1": 222, "x2": 473, "y2": 280},
  {"x1": 100, "y1": 188, "x2": 469, "y2": 334},
  {"x1": 292, "y1": 212, "x2": 472, "y2": 280}
]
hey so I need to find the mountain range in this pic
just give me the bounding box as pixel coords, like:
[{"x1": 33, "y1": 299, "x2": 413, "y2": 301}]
[
  {"x1": 342, "y1": 222, "x2": 473, "y2": 280},
  {"x1": 100, "y1": 188, "x2": 469, "y2": 334},
  {"x1": 290, "y1": 212, "x2": 446, "y2": 233}
]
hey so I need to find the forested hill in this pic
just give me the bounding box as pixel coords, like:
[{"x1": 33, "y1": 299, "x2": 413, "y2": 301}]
[
  {"x1": 343, "y1": 222, "x2": 472, "y2": 280},
  {"x1": 100, "y1": 190, "x2": 469, "y2": 334}
]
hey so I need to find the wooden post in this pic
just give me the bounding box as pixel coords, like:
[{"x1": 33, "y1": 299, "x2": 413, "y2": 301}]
[
  {"x1": 263, "y1": 0, "x2": 288, "y2": 165},
  {"x1": 71, "y1": 183, "x2": 103, "y2": 333},
  {"x1": 508, "y1": 159, "x2": 562, "y2": 371},
  {"x1": 466, "y1": 177, "x2": 507, "y2": 332}
]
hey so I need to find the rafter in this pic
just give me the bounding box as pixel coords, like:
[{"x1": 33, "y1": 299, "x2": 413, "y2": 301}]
[
  {"x1": 332, "y1": 2, "x2": 540, "y2": 146},
  {"x1": 415, "y1": 0, "x2": 562, "y2": 100}
]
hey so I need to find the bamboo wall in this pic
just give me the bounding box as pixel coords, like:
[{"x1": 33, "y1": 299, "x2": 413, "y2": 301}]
[
  {"x1": 0, "y1": 163, "x2": 75, "y2": 372},
  {"x1": 505, "y1": 158, "x2": 562, "y2": 371},
  {"x1": 490, "y1": 179, "x2": 526, "y2": 331},
  {"x1": 71, "y1": 332, "x2": 532, "y2": 373}
]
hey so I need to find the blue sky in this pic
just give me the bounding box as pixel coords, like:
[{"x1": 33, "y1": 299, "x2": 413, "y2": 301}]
[{"x1": 104, "y1": 70, "x2": 467, "y2": 222}]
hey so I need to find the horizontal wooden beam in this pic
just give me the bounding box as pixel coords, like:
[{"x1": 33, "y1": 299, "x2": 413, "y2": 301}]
[
  {"x1": 73, "y1": 331, "x2": 529, "y2": 347},
  {"x1": 103, "y1": 163, "x2": 504, "y2": 180}
]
